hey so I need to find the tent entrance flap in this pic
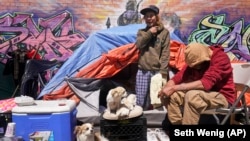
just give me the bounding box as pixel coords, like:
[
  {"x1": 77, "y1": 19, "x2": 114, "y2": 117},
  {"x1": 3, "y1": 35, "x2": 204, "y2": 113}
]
[{"x1": 66, "y1": 78, "x2": 102, "y2": 117}]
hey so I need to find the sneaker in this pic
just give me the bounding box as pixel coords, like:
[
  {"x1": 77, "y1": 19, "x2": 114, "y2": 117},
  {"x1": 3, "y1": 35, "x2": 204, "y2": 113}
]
[
  {"x1": 147, "y1": 129, "x2": 158, "y2": 141},
  {"x1": 155, "y1": 128, "x2": 170, "y2": 141}
]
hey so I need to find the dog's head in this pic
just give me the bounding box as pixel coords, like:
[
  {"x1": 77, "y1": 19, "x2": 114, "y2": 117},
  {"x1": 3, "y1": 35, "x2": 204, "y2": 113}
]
[
  {"x1": 74, "y1": 123, "x2": 94, "y2": 136},
  {"x1": 111, "y1": 86, "x2": 127, "y2": 98}
]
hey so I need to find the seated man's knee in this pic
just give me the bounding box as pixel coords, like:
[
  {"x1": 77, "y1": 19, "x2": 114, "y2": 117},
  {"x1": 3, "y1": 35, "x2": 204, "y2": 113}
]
[
  {"x1": 185, "y1": 90, "x2": 199, "y2": 101},
  {"x1": 185, "y1": 90, "x2": 207, "y2": 109},
  {"x1": 169, "y1": 92, "x2": 179, "y2": 101},
  {"x1": 168, "y1": 91, "x2": 184, "y2": 105}
]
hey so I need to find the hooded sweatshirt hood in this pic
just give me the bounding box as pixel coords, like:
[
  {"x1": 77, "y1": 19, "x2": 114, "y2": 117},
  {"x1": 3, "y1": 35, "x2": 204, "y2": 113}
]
[{"x1": 184, "y1": 42, "x2": 211, "y2": 67}]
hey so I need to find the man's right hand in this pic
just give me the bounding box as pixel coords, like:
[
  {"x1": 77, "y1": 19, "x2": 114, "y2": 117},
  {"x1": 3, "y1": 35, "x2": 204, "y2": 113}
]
[
  {"x1": 149, "y1": 26, "x2": 158, "y2": 35},
  {"x1": 158, "y1": 85, "x2": 175, "y2": 99}
]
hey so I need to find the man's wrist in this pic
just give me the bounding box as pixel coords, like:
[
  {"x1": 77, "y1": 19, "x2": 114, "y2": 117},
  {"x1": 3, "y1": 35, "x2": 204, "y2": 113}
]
[{"x1": 179, "y1": 83, "x2": 187, "y2": 91}]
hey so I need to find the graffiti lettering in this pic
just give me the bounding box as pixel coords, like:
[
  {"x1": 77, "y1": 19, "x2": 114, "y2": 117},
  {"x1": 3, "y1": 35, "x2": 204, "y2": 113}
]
[
  {"x1": 189, "y1": 14, "x2": 250, "y2": 61},
  {"x1": 0, "y1": 11, "x2": 86, "y2": 63}
]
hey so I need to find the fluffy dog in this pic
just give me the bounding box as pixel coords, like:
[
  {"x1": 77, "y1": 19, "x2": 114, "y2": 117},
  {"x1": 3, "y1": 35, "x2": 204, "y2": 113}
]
[
  {"x1": 121, "y1": 94, "x2": 136, "y2": 111},
  {"x1": 74, "y1": 123, "x2": 109, "y2": 141},
  {"x1": 106, "y1": 86, "x2": 128, "y2": 114},
  {"x1": 116, "y1": 106, "x2": 130, "y2": 118},
  {"x1": 116, "y1": 94, "x2": 137, "y2": 118}
]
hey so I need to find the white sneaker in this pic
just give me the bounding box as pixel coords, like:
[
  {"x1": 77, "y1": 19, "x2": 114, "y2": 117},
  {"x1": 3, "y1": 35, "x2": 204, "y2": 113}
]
[
  {"x1": 147, "y1": 129, "x2": 158, "y2": 141},
  {"x1": 155, "y1": 128, "x2": 170, "y2": 141}
]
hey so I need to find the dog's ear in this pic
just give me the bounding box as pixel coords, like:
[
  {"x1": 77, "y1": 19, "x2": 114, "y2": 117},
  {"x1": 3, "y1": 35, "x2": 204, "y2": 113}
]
[
  {"x1": 117, "y1": 87, "x2": 126, "y2": 95},
  {"x1": 74, "y1": 126, "x2": 80, "y2": 134},
  {"x1": 111, "y1": 89, "x2": 118, "y2": 97}
]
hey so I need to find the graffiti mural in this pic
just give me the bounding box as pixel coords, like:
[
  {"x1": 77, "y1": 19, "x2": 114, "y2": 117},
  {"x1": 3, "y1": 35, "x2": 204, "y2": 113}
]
[
  {"x1": 0, "y1": 11, "x2": 86, "y2": 63},
  {"x1": 189, "y1": 14, "x2": 250, "y2": 62},
  {"x1": 161, "y1": 12, "x2": 184, "y2": 43},
  {"x1": 117, "y1": 0, "x2": 142, "y2": 26}
]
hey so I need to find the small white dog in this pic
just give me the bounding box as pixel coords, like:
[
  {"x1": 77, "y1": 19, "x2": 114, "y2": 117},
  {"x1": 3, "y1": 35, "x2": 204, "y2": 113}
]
[
  {"x1": 121, "y1": 94, "x2": 136, "y2": 111},
  {"x1": 106, "y1": 86, "x2": 128, "y2": 114},
  {"x1": 74, "y1": 123, "x2": 109, "y2": 141},
  {"x1": 116, "y1": 94, "x2": 137, "y2": 118},
  {"x1": 116, "y1": 106, "x2": 130, "y2": 118}
]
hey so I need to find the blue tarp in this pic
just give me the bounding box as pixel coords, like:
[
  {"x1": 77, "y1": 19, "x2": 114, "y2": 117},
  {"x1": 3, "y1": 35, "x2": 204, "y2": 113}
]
[{"x1": 39, "y1": 24, "x2": 183, "y2": 98}]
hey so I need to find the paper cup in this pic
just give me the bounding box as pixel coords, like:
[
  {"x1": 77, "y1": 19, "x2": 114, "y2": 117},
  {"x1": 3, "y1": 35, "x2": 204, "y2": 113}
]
[{"x1": 4, "y1": 122, "x2": 16, "y2": 137}]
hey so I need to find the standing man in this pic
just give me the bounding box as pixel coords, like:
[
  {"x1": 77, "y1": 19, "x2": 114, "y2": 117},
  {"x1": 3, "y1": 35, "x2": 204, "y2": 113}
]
[{"x1": 135, "y1": 5, "x2": 170, "y2": 110}]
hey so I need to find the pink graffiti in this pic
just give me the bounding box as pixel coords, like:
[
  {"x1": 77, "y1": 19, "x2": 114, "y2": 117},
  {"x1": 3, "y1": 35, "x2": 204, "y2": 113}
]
[
  {"x1": 0, "y1": 26, "x2": 29, "y2": 50},
  {"x1": 0, "y1": 11, "x2": 86, "y2": 63}
]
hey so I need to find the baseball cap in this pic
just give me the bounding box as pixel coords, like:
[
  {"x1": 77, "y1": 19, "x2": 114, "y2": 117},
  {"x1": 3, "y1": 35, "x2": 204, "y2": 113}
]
[{"x1": 140, "y1": 5, "x2": 159, "y2": 15}]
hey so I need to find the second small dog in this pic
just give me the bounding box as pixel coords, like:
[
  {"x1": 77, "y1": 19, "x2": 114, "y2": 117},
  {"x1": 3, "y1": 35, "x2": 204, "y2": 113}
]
[
  {"x1": 116, "y1": 94, "x2": 137, "y2": 118},
  {"x1": 121, "y1": 94, "x2": 136, "y2": 111},
  {"x1": 74, "y1": 123, "x2": 109, "y2": 141},
  {"x1": 106, "y1": 86, "x2": 128, "y2": 114}
]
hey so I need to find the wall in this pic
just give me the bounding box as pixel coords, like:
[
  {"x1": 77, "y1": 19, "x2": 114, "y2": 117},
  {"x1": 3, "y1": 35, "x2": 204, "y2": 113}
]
[
  {"x1": 0, "y1": 0, "x2": 249, "y2": 98},
  {"x1": 0, "y1": 0, "x2": 249, "y2": 62}
]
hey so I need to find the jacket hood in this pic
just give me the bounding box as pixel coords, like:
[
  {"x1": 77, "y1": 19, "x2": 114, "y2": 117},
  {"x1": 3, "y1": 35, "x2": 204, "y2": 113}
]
[{"x1": 184, "y1": 42, "x2": 211, "y2": 67}]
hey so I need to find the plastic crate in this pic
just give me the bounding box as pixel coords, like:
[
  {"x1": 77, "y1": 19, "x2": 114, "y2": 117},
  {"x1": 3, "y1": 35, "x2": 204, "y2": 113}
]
[{"x1": 100, "y1": 115, "x2": 147, "y2": 141}]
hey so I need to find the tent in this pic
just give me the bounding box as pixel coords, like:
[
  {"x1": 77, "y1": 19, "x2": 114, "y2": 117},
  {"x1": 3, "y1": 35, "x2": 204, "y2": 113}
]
[{"x1": 38, "y1": 24, "x2": 184, "y2": 125}]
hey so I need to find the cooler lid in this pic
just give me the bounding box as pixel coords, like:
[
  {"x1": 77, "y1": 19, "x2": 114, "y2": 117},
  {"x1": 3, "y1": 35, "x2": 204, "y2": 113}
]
[{"x1": 11, "y1": 100, "x2": 76, "y2": 114}]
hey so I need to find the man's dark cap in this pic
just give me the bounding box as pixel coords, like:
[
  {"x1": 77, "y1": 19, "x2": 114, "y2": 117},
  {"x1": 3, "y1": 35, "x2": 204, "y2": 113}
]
[{"x1": 140, "y1": 5, "x2": 159, "y2": 15}]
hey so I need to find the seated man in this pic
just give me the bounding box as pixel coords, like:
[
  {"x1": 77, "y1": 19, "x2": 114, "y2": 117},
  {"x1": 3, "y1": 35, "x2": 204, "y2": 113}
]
[{"x1": 158, "y1": 42, "x2": 236, "y2": 125}]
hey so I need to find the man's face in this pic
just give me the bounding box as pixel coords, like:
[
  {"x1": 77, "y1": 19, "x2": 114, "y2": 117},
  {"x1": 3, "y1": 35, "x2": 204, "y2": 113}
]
[
  {"x1": 191, "y1": 64, "x2": 202, "y2": 69},
  {"x1": 189, "y1": 62, "x2": 207, "y2": 70},
  {"x1": 144, "y1": 11, "x2": 157, "y2": 27}
]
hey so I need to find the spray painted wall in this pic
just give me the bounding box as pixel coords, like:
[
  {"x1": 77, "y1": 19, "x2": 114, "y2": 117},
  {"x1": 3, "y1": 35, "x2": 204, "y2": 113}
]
[
  {"x1": 0, "y1": 0, "x2": 249, "y2": 62},
  {"x1": 0, "y1": 0, "x2": 249, "y2": 98}
]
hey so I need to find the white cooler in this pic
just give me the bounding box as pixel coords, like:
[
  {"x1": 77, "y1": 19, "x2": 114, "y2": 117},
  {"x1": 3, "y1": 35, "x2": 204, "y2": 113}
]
[{"x1": 11, "y1": 100, "x2": 77, "y2": 141}]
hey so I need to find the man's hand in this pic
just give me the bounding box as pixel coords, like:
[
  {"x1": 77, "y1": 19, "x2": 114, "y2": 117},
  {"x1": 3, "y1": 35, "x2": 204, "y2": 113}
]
[
  {"x1": 149, "y1": 26, "x2": 158, "y2": 35},
  {"x1": 158, "y1": 85, "x2": 176, "y2": 98}
]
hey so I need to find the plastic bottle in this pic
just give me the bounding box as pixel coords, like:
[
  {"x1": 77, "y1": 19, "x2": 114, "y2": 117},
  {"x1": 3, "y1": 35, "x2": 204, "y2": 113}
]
[{"x1": 48, "y1": 131, "x2": 54, "y2": 141}]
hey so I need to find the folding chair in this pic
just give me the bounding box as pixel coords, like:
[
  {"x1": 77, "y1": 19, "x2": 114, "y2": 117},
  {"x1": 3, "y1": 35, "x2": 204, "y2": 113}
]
[{"x1": 202, "y1": 63, "x2": 250, "y2": 125}]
